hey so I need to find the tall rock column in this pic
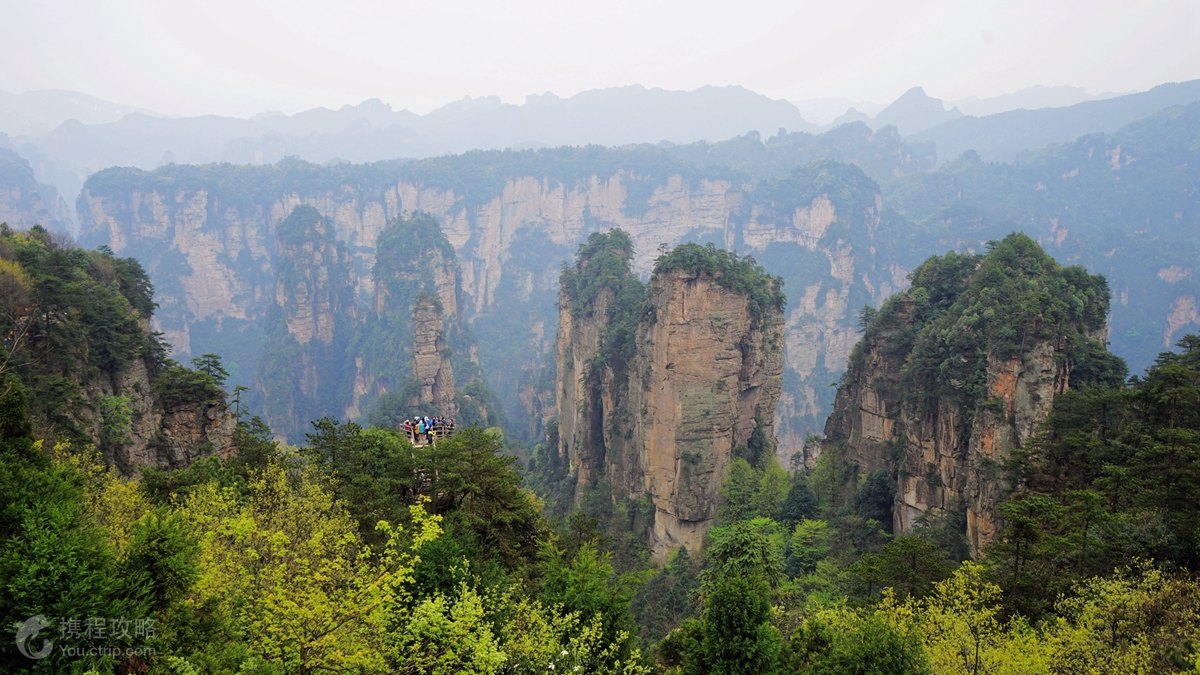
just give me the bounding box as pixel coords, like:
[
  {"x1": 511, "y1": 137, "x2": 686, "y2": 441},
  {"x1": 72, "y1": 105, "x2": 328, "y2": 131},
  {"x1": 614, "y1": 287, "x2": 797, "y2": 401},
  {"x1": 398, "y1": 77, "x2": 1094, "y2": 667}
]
[
  {"x1": 625, "y1": 269, "x2": 784, "y2": 560},
  {"x1": 555, "y1": 285, "x2": 614, "y2": 485},
  {"x1": 821, "y1": 234, "x2": 1114, "y2": 556},
  {"x1": 357, "y1": 212, "x2": 497, "y2": 425},
  {"x1": 258, "y1": 205, "x2": 356, "y2": 438},
  {"x1": 555, "y1": 234, "x2": 785, "y2": 562},
  {"x1": 410, "y1": 294, "x2": 458, "y2": 416}
]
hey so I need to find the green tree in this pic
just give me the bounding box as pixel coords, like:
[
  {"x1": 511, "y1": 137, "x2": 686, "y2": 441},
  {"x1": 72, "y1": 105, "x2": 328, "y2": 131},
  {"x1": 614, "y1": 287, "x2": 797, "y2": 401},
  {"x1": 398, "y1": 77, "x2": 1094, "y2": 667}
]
[
  {"x1": 803, "y1": 611, "x2": 931, "y2": 675},
  {"x1": 717, "y1": 457, "x2": 760, "y2": 523},
  {"x1": 179, "y1": 464, "x2": 442, "y2": 673},
  {"x1": 389, "y1": 584, "x2": 506, "y2": 674},
  {"x1": 692, "y1": 572, "x2": 781, "y2": 674},
  {"x1": 779, "y1": 472, "x2": 819, "y2": 527},
  {"x1": 874, "y1": 535, "x2": 951, "y2": 599},
  {"x1": 539, "y1": 541, "x2": 637, "y2": 659},
  {"x1": 190, "y1": 353, "x2": 229, "y2": 388},
  {"x1": 702, "y1": 517, "x2": 786, "y2": 588},
  {"x1": 124, "y1": 508, "x2": 199, "y2": 613},
  {"x1": 787, "y1": 518, "x2": 832, "y2": 577}
]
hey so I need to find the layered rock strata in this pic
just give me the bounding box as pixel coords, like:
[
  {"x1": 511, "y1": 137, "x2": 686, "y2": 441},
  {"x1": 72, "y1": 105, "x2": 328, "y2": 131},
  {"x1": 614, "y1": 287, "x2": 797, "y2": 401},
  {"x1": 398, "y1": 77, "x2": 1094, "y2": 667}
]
[
  {"x1": 625, "y1": 270, "x2": 784, "y2": 557},
  {"x1": 80, "y1": 160, "x2": 899, "y2": 451},
  {"x1": 556, "y1": 240, "x2": 784, "y2": 560}
]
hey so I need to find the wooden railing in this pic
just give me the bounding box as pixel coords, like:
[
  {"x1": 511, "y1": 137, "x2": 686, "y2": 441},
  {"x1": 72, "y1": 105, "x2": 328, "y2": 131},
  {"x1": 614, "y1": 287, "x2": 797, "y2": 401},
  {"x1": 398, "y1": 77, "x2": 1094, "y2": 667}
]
[{"x1": 404, "y1": 423, "x2": 455, "y2": 447}]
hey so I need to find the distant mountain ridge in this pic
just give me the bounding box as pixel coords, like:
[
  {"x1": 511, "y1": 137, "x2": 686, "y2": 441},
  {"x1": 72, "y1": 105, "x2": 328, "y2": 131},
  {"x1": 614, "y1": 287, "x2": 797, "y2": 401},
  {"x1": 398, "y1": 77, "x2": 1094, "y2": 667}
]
[
  {"x1": 6, "y1": 79, "x2": 1200, "y2": 233},
  {"x1": 1, "y1": 85, "x2": 818, "y2": 229},
  {"x1": 866, "y1": 86, "x2": 964, "y2": 135},
  {"x1": 913, "y1": 79, "x2": 1200, "y2": 162},
  {"x1": 0, "y1": 89, "x2": 153, "y2": 136}
]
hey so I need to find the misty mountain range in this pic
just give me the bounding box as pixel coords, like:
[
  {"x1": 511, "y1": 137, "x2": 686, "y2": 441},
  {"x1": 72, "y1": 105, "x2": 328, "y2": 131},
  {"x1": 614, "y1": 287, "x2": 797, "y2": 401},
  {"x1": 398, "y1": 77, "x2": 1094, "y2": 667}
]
[{"x1": 1, "y1": 80, "x2": 1199, "y2": 233}]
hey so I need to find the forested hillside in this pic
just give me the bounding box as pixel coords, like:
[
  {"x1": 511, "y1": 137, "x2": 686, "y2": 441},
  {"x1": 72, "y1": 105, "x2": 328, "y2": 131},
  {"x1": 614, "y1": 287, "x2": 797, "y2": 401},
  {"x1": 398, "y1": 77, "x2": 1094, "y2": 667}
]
[
  {"x1": 5, "y1": 234, "x2": 1200, "y2": 672},
  {"x1": 0, "y1": 224, "x2": 233, "y2": 470}
]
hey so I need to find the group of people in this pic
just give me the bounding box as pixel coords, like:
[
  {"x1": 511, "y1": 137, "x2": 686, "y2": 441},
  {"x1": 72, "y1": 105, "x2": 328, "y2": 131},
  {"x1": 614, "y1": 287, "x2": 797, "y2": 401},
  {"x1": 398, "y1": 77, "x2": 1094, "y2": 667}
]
[{"x1": 402, "y1": 415, "x2": 455, "y2": 445}]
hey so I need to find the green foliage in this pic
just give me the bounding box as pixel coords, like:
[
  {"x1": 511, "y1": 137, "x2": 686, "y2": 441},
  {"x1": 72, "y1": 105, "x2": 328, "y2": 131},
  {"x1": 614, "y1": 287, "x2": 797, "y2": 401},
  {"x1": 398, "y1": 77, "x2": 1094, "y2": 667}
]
[
  {"x1": 189, "y1": 353, "x2": 229, "y2": 387},
  {"x1": 99, "y1": 394, "x2": 133, "y2": 455},
  {"x1": 539, "y1": 541, "x2": 639, "y2": 662},
  {"x1": 0, "y1": 227, "x2": 227, "y2": 457},
  {"x1": 779, "y1": 472, "x2": 819, "y2": 527},
  {"x1": 0, "y1": 372, "x2": 33, "y2": 455},
  {"x1": 691, "y1": 572, "x2": 782, "y2": 675},
  {"x1": 854, "y1": 470, "x2": 895, "y2": 533},
  {"x1": 153, "y1": 359, "x2": 225, "y2": 408},
  {"x1": 124, "y1": 508, "x2": 200, "y2": 612},
  {"x1": 852, "y1": 536, "x2": 951, "y2": 601},
  {"x1": 303, "y1": 420, "x2": 545, "y2": 572},
  {"x1": 0, "y1": 442, "x2": 153, "y2": 672},
  {"x1": 560, "y1": 229, "x2": 648, "y2": 385},
  {"x1": 991, "y1": 334, "x2": 1200, "y2": 616},
  {"x1": 561, "y1": 229, "x2": 636, "y2": 311},
  {"x1": 653, "y1": 242, "x2": 785, "y2": 321},
  {"x1": 897, "y1": 233, "x2": 1112, "y2": 416},
  {"x1": 800, "y1": 611, "x2": 931, "y2": 675},
  {"x1": 787, "y1": 519, "x2": 832, "y2": 577},
  {"x1": 389, "y1": 583, "x2": 507, "y2": 674},
  {"x1": 702, "y1": 517, "x2": 787, "y2": 588},
  {"x1": 717, "y1": 457, "x2": 760, "y2": 523},
  {"x1": 6, "y1": 228, "x2": 145, "y2": 381},
  {"x1": 631, "y1": 547, "x2": 700, "y2": 647}
]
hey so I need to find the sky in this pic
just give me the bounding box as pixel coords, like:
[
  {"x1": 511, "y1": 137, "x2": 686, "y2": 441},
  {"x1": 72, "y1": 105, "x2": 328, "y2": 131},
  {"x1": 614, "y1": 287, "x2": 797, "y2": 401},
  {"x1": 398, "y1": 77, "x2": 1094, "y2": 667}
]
[{"x1": 2, "y1": 0, "x2": 1198, "y2": 118}]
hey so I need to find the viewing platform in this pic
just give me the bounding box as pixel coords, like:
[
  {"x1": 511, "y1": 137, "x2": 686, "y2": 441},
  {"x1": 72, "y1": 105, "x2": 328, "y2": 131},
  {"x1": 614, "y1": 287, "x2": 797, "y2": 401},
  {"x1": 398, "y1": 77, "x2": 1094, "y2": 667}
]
[{"x1": 402, "y1": 419, "x2": 456, "y2": 447}]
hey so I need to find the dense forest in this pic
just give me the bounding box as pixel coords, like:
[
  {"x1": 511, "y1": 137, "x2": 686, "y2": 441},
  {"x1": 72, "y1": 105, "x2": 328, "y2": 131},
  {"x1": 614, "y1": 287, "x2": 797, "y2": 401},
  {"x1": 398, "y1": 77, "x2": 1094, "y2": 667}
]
[{"x1": 3, "y1": 225, "x2": 1200, "y2": 672}]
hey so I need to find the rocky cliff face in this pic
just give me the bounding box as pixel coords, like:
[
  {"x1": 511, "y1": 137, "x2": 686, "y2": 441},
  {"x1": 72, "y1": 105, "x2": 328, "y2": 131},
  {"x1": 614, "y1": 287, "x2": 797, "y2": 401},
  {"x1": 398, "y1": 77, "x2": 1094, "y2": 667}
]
[
  {"x1": 624, "y1": 270, "x2": 784, "y2": 558},
  {"x1": 355, "y1": 212, "x2": 475, "y2": 426},
  {"x1": 0, "y1": 185, "x2": 63, "y2": 231},
  {"x1": 409, "y1": 295, "x2": 457, "y2": 416},
  {"x1": 0, "y1": 225, "x2": 236, "y2": 472},
  {"x1": 82, "y1": 329, "x2": 236, "y2": 473},
  {"x1": 827, "y1": 328, "x2": 1079, "y2": 555},
  {"x1": 257, "y1": 206, "x2": 356, "y2": 436},
  {"x1": 822, "y1": 235, "x2": 1112, "y2": 555},
  {"x1": 557, "y1": 237, "x2": 784, "y2": 560},
  {"x1": 79, "y1": 158, "x2": 897, "y2": 450},
  {"x1": 0, "y1": 148, "x2": 69, "y2": 232},
  {"x1": 554, "y1": 285, "x2": 613, "y2": 487}
]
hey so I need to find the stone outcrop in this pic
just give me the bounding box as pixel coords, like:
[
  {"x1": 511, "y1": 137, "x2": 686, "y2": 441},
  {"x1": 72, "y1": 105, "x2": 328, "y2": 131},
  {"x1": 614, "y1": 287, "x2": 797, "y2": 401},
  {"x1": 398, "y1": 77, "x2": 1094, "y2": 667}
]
[
  {"x1": 0, "y1": 148, "x2": 70, "y2": 232},
  {"x1": 68, "y1": 324, "x2": 234, "y2": 474},
  {"x1": 822, "y1": 236, "x2": 1111, "y2": 555},
  {"x1": 826, "y1": 324, "x2": 1077, "y2": 554},
  {"x1": 410, "y1": 295, "x2": 457, "y2": 416},
  {"x1": 625, "y1": 270, "x2": 784, "y2": 557},
  {"x1": 78, "y1": 160, "x2": 897, "y2": 450},
  {"x1": 556, "y1": 239, "x2": 784, "y2": 561},
  {"x1": 356, "y1": 212, "x2": 471, "y2": 423},
  {"x1": 257, "y1": 206, "x2": 356, "y2": 436}
]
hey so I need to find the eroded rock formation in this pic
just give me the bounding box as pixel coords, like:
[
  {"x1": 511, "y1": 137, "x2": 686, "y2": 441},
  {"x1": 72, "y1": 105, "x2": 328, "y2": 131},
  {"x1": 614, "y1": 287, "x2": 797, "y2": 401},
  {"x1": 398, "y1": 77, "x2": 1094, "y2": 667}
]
[
  {"x1": 79, "y1": 159, "x2": 897, "y2": 450},
  {"x1": 625, "y1": 269, "x2": 784, "y2": 557},
  {"x1": 410, "y1": 295, "x2": 457, "y2": 416},
  {"x1": 257, "y1": 206, "x2": 356, "y2": 436},
  {"x1": 822, "y1": 235, "x2": 1112, "y2": 555},
  {"x1": 556, "y1": 235, "x2": 784, "y2": 560}
]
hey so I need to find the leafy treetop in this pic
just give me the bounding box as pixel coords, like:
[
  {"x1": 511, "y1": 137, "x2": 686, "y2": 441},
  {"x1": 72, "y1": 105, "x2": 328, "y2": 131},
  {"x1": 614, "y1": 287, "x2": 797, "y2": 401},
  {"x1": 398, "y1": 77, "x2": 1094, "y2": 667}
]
[{"x1": 653, "y1": 242, "x2": 785, "y2": 321}]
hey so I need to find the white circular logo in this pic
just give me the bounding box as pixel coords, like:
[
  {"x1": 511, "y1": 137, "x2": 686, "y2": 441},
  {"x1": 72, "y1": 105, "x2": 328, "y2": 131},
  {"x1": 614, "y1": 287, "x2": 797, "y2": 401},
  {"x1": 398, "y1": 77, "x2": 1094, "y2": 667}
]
[{"x1": 15, "y1": 615, "x2": 53, "y2": 660}]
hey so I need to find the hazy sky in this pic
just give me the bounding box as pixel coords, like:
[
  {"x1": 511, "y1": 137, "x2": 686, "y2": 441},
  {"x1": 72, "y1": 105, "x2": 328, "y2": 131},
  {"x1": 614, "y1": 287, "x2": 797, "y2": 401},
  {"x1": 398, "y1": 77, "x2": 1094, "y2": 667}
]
[{"x1": 3, "y1": 0, "x2": 1198, "y2": 117}]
